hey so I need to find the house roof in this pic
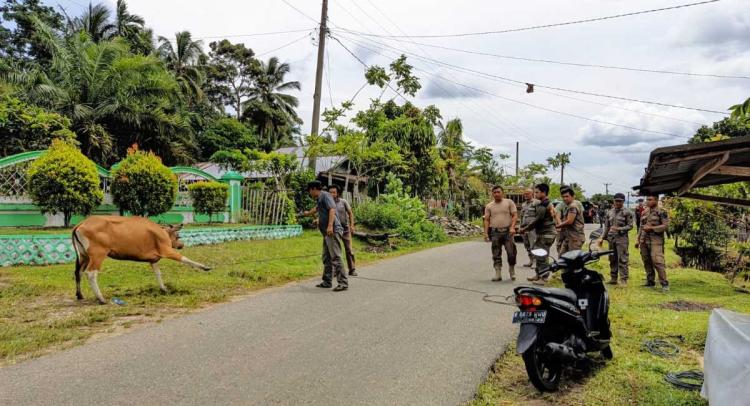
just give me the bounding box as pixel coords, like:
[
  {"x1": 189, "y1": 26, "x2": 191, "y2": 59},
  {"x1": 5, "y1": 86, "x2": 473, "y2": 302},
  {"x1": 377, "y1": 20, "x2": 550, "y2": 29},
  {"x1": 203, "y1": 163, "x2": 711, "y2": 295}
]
[{"x1": 634, "y1": 135, "x2": 750, "y2": 207}]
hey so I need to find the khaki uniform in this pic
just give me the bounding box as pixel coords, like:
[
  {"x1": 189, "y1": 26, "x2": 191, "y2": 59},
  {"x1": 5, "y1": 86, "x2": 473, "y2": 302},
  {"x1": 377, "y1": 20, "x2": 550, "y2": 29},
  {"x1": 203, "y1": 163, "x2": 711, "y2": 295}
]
[
  {"x1": 604, "y1": 207, "x2": 634, "y2": 281},
  {"x1": 525, "y1": 198, "x2": 557, "y2": 271},
  {"x1": 485, "y1": 199, "x2": 518, "y2": 276},
  {"x1": 638, "y1": 207, "x2": 669, "y2": 287},
  {"x1": 520, "y1": 199, "x2": 539, "y2": 261},
  {"x1": 558, "y1": 200, "x2": 585, "y2": 255}
]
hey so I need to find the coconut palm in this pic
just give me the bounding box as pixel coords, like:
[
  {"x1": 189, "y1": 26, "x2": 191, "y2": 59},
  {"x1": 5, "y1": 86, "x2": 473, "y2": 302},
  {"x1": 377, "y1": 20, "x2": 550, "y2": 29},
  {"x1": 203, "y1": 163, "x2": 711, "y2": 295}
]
[
  {"x1": 437, "y1": 118, "x2": 471, "y2": 198},
  {"x1": 66, "y1": 2, "x2": 115, "y2": 42},
  {"x1": 157, "y1": 31, "x2": 205, "y2": 103},
  {"x1": 113, "y1": 0, "x2": 144, "y2": 38},
  {"x1": 242, "y1": 57, "x2": 301, "y2": 151}
]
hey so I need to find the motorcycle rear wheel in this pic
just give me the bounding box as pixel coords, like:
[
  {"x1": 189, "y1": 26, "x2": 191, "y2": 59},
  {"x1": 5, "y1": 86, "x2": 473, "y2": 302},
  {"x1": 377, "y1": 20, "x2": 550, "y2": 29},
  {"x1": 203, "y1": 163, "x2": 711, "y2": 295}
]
[{"x1": 522, "y1": 338, "x2": 562, "y2": 392}]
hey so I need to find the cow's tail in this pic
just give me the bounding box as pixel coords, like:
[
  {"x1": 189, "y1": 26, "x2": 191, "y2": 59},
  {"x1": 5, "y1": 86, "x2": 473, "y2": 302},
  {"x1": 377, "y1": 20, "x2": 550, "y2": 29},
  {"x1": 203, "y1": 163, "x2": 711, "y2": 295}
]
[{"x1": 72, "y1": 226, "x2": 85, "y2": 300}]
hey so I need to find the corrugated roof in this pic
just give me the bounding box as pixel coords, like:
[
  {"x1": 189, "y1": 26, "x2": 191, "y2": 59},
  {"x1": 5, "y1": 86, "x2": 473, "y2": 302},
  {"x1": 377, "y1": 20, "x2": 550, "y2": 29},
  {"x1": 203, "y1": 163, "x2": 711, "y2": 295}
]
[{"x1": 635, "y1": 135, "x2": 750, "y2": 196}]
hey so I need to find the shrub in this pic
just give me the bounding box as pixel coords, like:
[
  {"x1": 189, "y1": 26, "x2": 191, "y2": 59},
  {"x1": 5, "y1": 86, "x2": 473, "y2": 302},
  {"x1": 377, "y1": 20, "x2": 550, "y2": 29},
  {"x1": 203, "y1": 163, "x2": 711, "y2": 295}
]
[
  {"x1": 354, "y1": 176, "x2": 446, "y2": 242},
  {"x1": 188, "y1": 181, "x2": 229, "y2": 223},
  {"x1": 0, "y1": 96, "x2": 77, "y2": 158},
  {"x1": 27, "y1": 139, "x2": 103, "y2": 226},
  {"x1": 111, "y1": 147, "x2": 177, "y2": 217},
  {"x1": 287, "y1": 169, "x2": 316, "y2": 228}
]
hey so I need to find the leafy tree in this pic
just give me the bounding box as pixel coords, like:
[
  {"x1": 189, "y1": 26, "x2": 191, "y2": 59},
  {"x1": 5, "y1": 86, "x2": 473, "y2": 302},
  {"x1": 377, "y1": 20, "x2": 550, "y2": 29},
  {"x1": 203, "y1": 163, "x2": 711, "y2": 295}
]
[
  {"x1": 242, "y1": 56, "x2": 302, "y2": 151},
  {"x1": 0, "y1": 95, "x2": 76, "y2": 157},
  {"x1": 210, "y1": 149, "x2": 248, "y2": 171},
  {"x1": 472, "y1": 147, "x2": 508, "y2": 187},
  {"x1": 245, "y1": 150, "x2": 297, "y2": 190},
  {"x1": 188, "y1": 181, "x2": 228, "y2": 223},
  {"x1": 690, "y1": 117, "x2": 750, "y2": 143},
  {"x1": 111, "y1": 146, "x2": 178, "y2": 217},
  {"x1": 26, "y1": 139, "x2": 102, "y2": 226},
  {"x1": 198, "y1": 117, "x2": 257, "y2": 160},
  {"x1": 204, "y1": 39, "x2": 258, "y2": 118},
  {"x1": 0, "y1": 0, "x2": 64, "y2": 68},
  {"x1": 729, "y1": 97, "x2": 750, "y2": 121},
  {"x1": 17, "y1": 21, "x2": 193, "y2": 165},
  {"x1": 157, "y1": 31, "x2": 205, "y2": 103},
  {"x1": 547, "y1": 152, "x2": 571, "y2": 185},
  {"x1": 364, "y1": 54, "x2": 421, "y2": 97},
  {"x1": 667, "y1": 197, "x2": 733, "y2": 271},
  {"x1": 333, "y1": 132, "x2": 404, "y2": 196}
]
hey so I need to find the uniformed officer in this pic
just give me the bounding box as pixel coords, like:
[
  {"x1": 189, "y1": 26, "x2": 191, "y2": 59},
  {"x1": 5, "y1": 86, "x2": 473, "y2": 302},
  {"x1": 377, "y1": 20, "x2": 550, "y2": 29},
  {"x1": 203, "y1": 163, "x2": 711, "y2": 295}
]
[
  {"x1": 521, "y1": 183, "x2": 557, "y2": 285},
  {"x1": 483, "y1": 185, "x2": 518, "y2": 281},
  {"x1": 636, "y1": 195, "x2": 670, "y2": 292},
  {"x1": 599, "y1": 193, "x2": 633, "y2": 286},
  {"x1": 556, "y1": 186, "x2": 585, "y2": 255},
  {"x1": 520, "y1": 188, "x2": 539, "y2": 268}
]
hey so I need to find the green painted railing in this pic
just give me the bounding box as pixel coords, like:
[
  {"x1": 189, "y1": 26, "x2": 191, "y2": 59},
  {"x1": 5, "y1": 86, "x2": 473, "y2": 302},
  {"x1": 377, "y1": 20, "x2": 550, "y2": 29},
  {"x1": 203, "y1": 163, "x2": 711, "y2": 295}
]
[{"x1": 0, "y1": 225, "x2": 303, "y2": 267}]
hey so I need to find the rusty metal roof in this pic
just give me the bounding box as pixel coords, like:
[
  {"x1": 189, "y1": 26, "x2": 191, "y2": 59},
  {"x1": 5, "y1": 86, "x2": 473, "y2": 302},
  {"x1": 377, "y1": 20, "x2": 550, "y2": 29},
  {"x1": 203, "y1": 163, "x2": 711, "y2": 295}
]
[{"x1": 635, "y1": 135, "x2": 750, "y2": 196}]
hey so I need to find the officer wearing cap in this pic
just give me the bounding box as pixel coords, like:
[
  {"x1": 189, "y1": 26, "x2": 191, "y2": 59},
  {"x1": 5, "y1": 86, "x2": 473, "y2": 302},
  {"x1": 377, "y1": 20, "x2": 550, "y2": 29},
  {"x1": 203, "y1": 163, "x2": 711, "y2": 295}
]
[{"x1": 598, "y1": 193, "x2": 634, "y2": 285}]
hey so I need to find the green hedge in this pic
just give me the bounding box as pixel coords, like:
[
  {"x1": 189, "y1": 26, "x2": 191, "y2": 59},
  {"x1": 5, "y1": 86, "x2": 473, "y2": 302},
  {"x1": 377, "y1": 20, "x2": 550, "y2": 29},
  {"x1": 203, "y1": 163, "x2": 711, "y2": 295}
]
[
  {"x1": 188, "y1": 181, "x2": 228, "y2": 223},
  {"x1": 26, "y1": 139, "x2": 103, "y2": 227},
  {"x1": 111, "y1": 148, "x2": 177, "y2": 217}
]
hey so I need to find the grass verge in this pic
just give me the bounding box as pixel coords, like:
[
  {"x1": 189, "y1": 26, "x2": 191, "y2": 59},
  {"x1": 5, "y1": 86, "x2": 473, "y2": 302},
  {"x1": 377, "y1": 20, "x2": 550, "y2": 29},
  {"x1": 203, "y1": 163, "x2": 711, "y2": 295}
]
[
  {"x1": 470, "y1": 236, "x2": 750, "y2": 406},
  {"x1": 0, "y1": 230, "x2": 464, "y2": 365}
]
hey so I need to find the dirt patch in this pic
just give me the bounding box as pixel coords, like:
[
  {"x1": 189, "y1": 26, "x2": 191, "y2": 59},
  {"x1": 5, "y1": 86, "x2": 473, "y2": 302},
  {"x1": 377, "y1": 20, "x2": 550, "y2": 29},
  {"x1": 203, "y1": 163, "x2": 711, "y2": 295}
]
[
  {"x1": 364, "y1": 244, "x2": 396, "y2": 254},
  {"x1": 660, "y1": 300, "x2": 716, "y2": 312}
]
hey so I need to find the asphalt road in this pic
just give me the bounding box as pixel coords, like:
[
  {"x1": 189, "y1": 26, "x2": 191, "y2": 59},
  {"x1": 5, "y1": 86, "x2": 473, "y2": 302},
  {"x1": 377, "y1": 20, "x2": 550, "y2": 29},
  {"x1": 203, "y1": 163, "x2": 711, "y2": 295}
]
[{"x1": 0, "y1": 239, "x2": 541, "y2": 406}]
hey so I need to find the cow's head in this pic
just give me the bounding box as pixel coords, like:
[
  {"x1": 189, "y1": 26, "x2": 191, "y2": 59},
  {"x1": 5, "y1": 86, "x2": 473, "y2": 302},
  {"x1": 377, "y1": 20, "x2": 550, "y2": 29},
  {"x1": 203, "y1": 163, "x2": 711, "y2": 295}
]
[{"x1": 163, "y1": 224, "x2": 185, "y2": 249}]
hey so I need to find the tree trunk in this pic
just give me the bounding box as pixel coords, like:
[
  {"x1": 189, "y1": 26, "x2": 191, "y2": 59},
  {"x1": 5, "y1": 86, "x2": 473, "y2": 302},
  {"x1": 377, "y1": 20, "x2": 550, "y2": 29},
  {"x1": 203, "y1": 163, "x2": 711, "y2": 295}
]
[
  {"x1": 561, "y1": 165, "x2": 565, "y2": 186},
  {"x1": 64, "y1": 212, "x2": 72, "y2": 228},
  {"x1": 343, "y1": 161, "x2": 351, "y2": 197}
]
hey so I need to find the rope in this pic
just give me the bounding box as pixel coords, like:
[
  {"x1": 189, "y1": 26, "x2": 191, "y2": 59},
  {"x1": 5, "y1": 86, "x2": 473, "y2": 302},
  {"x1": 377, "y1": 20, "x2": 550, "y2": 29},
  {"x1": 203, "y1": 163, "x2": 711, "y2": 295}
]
[
  {"x1": 642, "y1": 335, "x2": 684, "y2": 357},
  {"x1": 354, "y1": 276, "x2": 518, "y2": 306},
  {"x1": 665, "y1": 370, "x2": 704, "y2": 391}
]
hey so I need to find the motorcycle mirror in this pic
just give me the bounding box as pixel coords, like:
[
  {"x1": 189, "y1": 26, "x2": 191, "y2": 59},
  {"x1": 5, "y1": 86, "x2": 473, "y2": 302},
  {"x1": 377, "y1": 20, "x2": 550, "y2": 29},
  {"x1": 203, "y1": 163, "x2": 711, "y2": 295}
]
[{"x1": 530, "y1": 248, "x2": 548, "y2": 257}]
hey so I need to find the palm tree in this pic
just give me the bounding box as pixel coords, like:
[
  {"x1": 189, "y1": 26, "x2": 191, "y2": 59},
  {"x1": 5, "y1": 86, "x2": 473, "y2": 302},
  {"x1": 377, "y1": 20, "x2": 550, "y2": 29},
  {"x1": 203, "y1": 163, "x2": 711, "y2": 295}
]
[
  {"x1": 113, "y1": 0, "x2": 144, "y2": 38},
  {"x1": 242, "y1": 57, "x2": 301, "y2": 151},
  {"x1": 730, "y1": 97, "x2": 750, "y2": 121},
  {"x1": 19, "y1": 18, "x2": 193, "y2": 165},
  {"x1": 157, "y1": 31, "x2": 205, "y2": 103},
  {"x1": 66, "y1": 2, "x2": 115, "y2": 42},
  {"x1": 547, "y1": 152, "x2": 571, "y2": 186},
  {"x1": 437, "y1": 118, "x2": 471, "y2": 198}
]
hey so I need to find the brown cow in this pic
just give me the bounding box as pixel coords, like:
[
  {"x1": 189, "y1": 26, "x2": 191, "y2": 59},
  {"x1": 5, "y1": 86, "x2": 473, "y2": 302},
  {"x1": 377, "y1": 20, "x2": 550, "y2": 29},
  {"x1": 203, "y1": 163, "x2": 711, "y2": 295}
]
[{"x1": 71, "y1": 216, "x2": 211, "y2": 304}]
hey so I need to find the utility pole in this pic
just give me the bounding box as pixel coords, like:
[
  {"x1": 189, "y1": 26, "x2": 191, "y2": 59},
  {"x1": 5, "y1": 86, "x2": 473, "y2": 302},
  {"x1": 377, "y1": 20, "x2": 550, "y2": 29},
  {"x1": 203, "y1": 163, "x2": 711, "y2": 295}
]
[
  {"x1": 309, "y1": 0, "x2": 328, "y2": 170},
  {"x1": 515, "y1": 142, "x2": 519, "y2": 177},
  {"x1": 604, "y1": 182, "x2": 611, "y2": 196}
]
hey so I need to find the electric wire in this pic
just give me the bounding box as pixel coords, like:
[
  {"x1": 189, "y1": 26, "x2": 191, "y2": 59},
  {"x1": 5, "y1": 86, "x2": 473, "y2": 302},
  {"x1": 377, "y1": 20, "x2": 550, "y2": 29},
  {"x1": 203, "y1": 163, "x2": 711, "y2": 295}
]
[
  {"x1": 330, "y1": 36, "x2": 408, "y2": 101},
  {"x1": 335, "y1": 30, "x2": 728, "y2": 115},
  {"x1": 335, "y1": 34, "x2": 691, "y2": 139},
  {"x1": 665, "y1": 371, "x2": 705, "y2": 390},
  {"x1": 255, "y1": 33, "x2": 311, "y2": 57},
  {"x1": 279, "y1": 0, "x2": 320, "y2": 24},
  {"x1": 337, "y1": 0, "x2": 721, "y2": 38},
  {"x1": 333, "y1": 32, "x2": 749, "y2": 81},
  {"x1": 355, "y1": 276, "x2": 517, "y2": 306}
]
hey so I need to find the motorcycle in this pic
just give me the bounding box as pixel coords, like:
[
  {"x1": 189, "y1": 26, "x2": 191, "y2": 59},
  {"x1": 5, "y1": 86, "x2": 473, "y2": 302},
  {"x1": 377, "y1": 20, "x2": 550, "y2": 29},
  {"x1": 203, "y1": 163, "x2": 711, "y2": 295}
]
[{"x1": 512, "y1": 248, "x2": 614, "y2": 391}]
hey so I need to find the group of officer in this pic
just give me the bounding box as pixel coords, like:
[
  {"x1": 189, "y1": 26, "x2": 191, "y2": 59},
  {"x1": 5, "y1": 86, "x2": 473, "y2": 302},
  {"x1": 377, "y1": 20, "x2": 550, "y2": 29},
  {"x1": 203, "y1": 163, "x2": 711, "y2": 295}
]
[{"x1": 484, "y1": 184, "x2": 671, "y2": 292}]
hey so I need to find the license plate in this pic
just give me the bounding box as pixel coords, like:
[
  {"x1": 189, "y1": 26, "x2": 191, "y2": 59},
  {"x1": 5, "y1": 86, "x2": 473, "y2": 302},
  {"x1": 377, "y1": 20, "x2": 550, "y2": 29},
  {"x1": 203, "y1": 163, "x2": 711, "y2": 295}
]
[{"x1": 512, "y1": 310, "x2": 547, "y2": 324}]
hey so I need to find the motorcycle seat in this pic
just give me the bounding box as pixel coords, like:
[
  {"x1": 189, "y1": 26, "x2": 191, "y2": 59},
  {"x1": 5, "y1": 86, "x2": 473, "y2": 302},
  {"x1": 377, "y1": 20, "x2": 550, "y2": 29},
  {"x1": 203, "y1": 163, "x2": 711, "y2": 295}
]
[{"x1": 526, "y1": 287, "x2": 577, "y2": 303}]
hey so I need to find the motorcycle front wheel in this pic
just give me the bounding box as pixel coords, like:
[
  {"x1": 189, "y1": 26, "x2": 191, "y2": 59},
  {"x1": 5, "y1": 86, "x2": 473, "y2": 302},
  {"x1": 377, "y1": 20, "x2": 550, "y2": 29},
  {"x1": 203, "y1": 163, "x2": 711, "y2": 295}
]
[{"x1": 522, "y1": 337, "x2": 562, "y2": 392}]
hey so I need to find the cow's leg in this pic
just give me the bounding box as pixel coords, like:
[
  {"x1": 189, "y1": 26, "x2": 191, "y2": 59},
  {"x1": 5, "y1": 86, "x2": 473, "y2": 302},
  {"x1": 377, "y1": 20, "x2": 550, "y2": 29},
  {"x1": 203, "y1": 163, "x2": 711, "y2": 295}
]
[
  {"x1": 151, "y1": 262, "x2": 167, "y2": 292},
  {"x1": 85, "y1": 252, "x2": 107, "y2": 304},
  {"x1": 165, "y1": 251, "x2": 211, "y2": 271}
]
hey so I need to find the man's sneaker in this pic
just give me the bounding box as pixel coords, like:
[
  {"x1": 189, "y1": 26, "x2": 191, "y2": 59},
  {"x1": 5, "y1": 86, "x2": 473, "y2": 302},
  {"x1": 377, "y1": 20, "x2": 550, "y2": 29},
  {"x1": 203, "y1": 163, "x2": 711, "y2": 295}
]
[
  {"x1": 662, "y1": 284, "x2": 670, "y2": 293},
  {"x1": 333, "y1": 285, "x2": 348, "y2": 292},
  {"x1": 349, "y1": 270, "x2": 358, "y2": 276},
  {"x1": 642, "y1": 283, "x2": 656, "y2": 288},
  {"x1": 316, "y1": 282, "x2": 332, "y2": 288}
]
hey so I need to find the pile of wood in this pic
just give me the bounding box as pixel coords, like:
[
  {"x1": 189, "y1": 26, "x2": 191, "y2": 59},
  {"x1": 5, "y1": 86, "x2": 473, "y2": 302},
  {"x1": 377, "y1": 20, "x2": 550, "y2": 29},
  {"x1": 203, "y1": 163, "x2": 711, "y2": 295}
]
[{"x1": 429, "y1": 216, "x2": 483, "y2": 237}]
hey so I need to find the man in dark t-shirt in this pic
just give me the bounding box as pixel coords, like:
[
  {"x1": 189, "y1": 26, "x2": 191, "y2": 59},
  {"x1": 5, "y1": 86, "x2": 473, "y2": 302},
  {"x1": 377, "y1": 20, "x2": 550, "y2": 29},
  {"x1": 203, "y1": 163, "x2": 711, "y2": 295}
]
[{"x1": 303, "y1": 181, "x2": 348, "y2": 291}]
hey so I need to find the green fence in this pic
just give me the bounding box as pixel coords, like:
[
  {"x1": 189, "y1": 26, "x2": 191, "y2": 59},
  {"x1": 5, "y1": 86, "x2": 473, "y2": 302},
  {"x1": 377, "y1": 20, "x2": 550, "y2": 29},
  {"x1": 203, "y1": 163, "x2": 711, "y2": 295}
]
[
  {"x1": 0, "y1": 151, "x2": 245, "y2": 226},
  {"x1": 0, "y1": 225, "x2": 303, "y2": 267}
]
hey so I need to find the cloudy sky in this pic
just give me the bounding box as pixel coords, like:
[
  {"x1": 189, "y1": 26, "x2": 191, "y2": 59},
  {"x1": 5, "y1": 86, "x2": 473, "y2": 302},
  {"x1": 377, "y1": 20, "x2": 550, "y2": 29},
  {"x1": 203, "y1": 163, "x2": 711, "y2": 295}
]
[{"x1": 56, "y1": 0, "x2": 750, "y2": 194}]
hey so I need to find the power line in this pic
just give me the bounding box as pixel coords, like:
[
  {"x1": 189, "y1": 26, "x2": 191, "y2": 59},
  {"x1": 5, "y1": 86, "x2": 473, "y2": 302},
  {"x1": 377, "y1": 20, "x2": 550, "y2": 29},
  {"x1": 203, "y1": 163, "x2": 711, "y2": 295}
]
[
  {"x1": 325, "y1": 45, "x2": 334, "y2": 108},
  {"x1": 190, "y1": 28, "x2": 314, "y2": 41},
  {"x1": 280, "y1": 0, "x2": 320, "y2": 24},
  {"x1": 336, "y1": 35, "x2": 692, "y2": 139},
  {"x1": 337, "y1": 31, "x2": 727, "y2": 115},
  {"x1": 255, "y1": 33, "x2": 311, "y2": 57},
  {"x1": 330, "y1": 36, "x2": 408, "y2": 101},
  {"x1": 338, "y1": 0, "x2": 720, "y2": 38},
  {"x1": 338, "y1": 32, "x2": 749, "y2": 81}
]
